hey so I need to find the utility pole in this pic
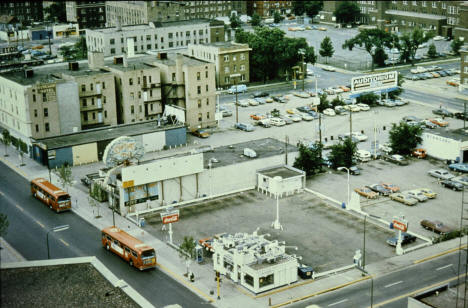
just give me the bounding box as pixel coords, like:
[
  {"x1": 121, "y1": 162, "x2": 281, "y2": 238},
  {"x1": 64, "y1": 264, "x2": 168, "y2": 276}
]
[
  {"x1": 285, "y1": 135, "x2": 289, "y2": 165},
  {"x1": 319, "y1": 113, "x2": 322, "y2": 163},
  {"x1": 48, "y1": 22, "x2": 52, "y2": 55},
  {"x1": 300, "y1": 50, "x2": 305, "y2": 91},
  {"x1": 464, "y1": 102, "x2": 466, "y2": 129},
  {"x1": 349, "y1": 108, "x2": 353, "y2": 137}
]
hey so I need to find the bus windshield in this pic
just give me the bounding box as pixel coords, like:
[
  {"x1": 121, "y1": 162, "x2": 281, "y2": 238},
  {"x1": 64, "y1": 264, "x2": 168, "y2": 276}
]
[
  {"x1": 142, "y1": 249, "x2": 155, "y2": 258},
  {"x1": 58, "y1": 195, "x2": 70, "y2": 202}
]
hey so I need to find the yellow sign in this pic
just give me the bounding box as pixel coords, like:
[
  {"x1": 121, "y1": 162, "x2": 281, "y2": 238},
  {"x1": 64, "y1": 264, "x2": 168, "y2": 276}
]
[{"x1": 122, "y1": 180, "x2": 134, "y2": 188}]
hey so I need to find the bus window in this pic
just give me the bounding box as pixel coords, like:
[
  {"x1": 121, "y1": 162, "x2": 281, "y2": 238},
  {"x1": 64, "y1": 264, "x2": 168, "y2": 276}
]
[
  {"x1": 106, "y1": 235, "x2": 111, "y2": 241},
  {"x1": 131, "y1": 250, "x2": 137, "y2": 258}
]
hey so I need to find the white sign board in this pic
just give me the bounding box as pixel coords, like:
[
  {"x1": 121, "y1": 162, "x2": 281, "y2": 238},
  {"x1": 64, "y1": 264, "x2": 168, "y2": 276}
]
[
  {"x1": 351, "y1": 71, "x2": 398, "y2": 93},
  {"x1": 164, "y1": 105, "x2": 186, "y2": 124}
]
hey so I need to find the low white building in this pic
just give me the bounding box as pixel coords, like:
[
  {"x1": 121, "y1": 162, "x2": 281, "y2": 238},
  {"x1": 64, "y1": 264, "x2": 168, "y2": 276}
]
[
  {"x1": 257, "y1": 165, "x2": 305, "y2": 197},
  {"x1": 422, "y1": 128, "x2": 468, "y2": 162},
  {"x1": 212, "y1": 230, "x2": 299, "y2": 294}
]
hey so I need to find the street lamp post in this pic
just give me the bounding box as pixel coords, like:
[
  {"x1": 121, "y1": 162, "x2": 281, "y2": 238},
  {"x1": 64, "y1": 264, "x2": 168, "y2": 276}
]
[
  {"x1": 230, "y1": 73, "x2": 241, "y2": 124},
  {"x1": 337, "y1": 167, "x2": 350, "y2": 207},
  {"x1": 46, "y1": 225, "x2": 70, "y2": 259},
  {"x1": 298, "y1": 49, "x2": 305, "y2": 91}
]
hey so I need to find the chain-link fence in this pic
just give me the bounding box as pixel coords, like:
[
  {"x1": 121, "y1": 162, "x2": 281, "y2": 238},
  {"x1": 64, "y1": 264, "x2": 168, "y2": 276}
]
[{"x1": 316, "y1": 55, "x2": 373, "y2": 71}]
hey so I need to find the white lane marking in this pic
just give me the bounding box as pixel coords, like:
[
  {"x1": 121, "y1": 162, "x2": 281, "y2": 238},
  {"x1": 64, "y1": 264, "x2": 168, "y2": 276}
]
[
  {"x1": 436, "y1": 264, "x2": 452, "y2": 271},
  {"x1": 385, "y1": 280, "x2": 403, "y2": 288},
  {"x1": 328, "y1": 299, "x2": 348, "y2": 307}
]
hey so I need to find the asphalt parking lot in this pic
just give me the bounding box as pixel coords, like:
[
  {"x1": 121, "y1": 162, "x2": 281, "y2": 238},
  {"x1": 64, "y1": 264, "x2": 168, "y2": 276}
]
[{"x1": 144, "y1": 189, "x2": 398, "y2": 273}]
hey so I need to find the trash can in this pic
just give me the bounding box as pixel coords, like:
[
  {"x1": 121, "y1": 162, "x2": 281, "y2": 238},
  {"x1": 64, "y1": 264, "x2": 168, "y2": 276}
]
[
  {"x1": 139, "y1": 218, "x2": 146, "y2": 227},
  {"x1": 298, "y1": 266, "x2": 314, "y2": 279}
]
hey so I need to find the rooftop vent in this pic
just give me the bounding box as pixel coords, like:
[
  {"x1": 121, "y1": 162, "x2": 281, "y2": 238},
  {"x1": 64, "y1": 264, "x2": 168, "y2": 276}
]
[
  {"x1": 68, "y1": 61, "x2": 79, "y2": 71},
  {"x1": 24, "y1": 69, "x2": 33, "y2": 78},
  {"x1": 157, "y1": 52, "x2": 167, "y2": 59}
]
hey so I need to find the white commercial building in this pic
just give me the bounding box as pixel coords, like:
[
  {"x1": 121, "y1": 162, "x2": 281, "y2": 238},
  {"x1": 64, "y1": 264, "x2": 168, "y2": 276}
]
[
  {"x1": 86, "y1": 19, "x2": 222, "y2": 57},
  {"x1": 422, "y1": 128, "x2": 468, "y2": 162}
]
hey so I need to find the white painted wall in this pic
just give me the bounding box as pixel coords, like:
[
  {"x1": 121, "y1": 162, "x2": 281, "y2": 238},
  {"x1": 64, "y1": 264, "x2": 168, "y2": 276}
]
[
  {"x1": 422, "y1": 132, "x2": 465, "y2": 161},
  {"x1": 142, "y1": 130, "x2": 166, "y2": 152}
]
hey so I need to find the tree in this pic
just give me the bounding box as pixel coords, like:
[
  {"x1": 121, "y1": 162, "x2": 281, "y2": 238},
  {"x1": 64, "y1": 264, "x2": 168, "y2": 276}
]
[
  {"x1": 179, "y1": 236, "x2": 196, "y2": 276},
  {"x1": 388, "y1": 122, "x2": 423, "y2": 156},
  {"x1": 304, "y1": 46, "x2": 317, "y2": 65},
  {"x1": 293, "y1": 1, "x2": 324, "y2": 18},
  {"x1": 293, "y1": 142, "x2": 323, "y2": 175},
  {"x1": 44, "y1": 2, "x2": 66, "y2": 23},
  {"x1": 374, "y1": 47, "x2": 388, "y2": 67},
  {"x1": 388, "y1": 72, "x2": 405, "y2": 100},
  {"x1": 59, "y1": 45, "x2": 75, "y2": 61},
  {"x1": 329, "y1": 138, "x2": 357, "y2": 169},
  {"x1": 398, "y1": 27, "x2": 434, "y2": 66},
  {"x1": 317, "y1": 93, "x2": 331, "y2": 112},
  {"x1": 331, "y1": 96, "x2": 345, "y2": 107},
  {"x1": 54, "y1": 163, "x2": 74, "y2": 192},
  {"x1": 343, "y1": 29, "x2": 395, "y2": 71},
  {"x1": 75, "y1": 36, "x2": 87, "y2": 60},
  {"x1": 427, "y1": 43, "x2": 437, "y2": 58},
  {"x1": 1, "y1": 129, "x2": 11, "y2": 157},
  {"x1": 451, "y1": 38, "x2": 464, "y2": 55},
  {"x1": 88, "y1": 196, "x2": 101, "y2": 219},
  {"x1": 273, "y1": 11, "x2": 282, "y2": 24},
  {"x1": 356, "y1": 93, "x2": 379, "y2": 106},
  {"x1": 230, "y1": 13, "x2": 241, "y2": 29},
  {"x1": 251, "y1": 13, "x2": 261, "y2": 27},
  {"x1": 319, "y1": 36, "x2": 334, "y2": 64},
  {"x1": 334, "y1": 1, "x2": 361, "y2": 25},
  {"x1": 0, "y1": 213, "x2": 9, "y2": 237}
]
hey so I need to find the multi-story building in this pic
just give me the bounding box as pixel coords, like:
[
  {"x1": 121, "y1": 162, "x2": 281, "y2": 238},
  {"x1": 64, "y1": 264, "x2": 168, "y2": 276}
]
[
  {"x1": 188, "y1": 42, "x2": 251, "y2": 88},
  {"x1": 183, "y1": 1, "x2": 234, "y2": 19},
  {"x1": 454, "y1": 2, "x2": 468, "y2": 42},
  {"x1": 0, "y1": 1, "x2": 43, "y2": 24},
  {"x1": 319, "y1": 1, "x2": 467, "y2": 39},
  {"x1": 149, "y1": 53, "x2": 217, "y2": 129},
  {"x1": 461, "y1": 49, "x2": 468, "y2": 90},
  {"x1": 66, "y1": 1, "x2": 106, "y2": 31},
  {"x1": 106, "y1": 59, "x2": 162, "y2": 124},
  {"x1": 105, "y1": 1, "x2": 186, "y2": 27},
  {"x1": 86, "y1": 19, "x2": 225, "y2": 57},
  {"x1": 247, "y1": 1, "x2": 293, "y2": 17}
]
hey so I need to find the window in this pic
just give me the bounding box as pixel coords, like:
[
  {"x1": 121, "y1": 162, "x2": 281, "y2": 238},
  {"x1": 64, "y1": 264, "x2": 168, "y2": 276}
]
[
  {"x1": 138, "y1": 91, "x2": 141, "y2": 98},
  {"x1": 233, "y1": 55, "x2": 237, "y2": 61},
  {"x1": 197, "y1": 72, "x2": 201, "y2": 80},
  {"x1": 161, "y1": 37, "x2": 164, "y2": 42},
  {"x1": 146, "y1": 35, "x2": 151, "y2": 41},
  {"x1": 205, "y1": 71, "x2": 208, "y2": 78},
  {"x1": 422, "y1": 1, "x2": 426, "y2": 7},
  {"x1": 169, "y1": 42, "x2": 173, "y2": 48},
  {"x1": 147, "y1": 44, "x2": 151, "y2": 49},
  {"x1": 129, "y1": 78, "x2": 133, "y2": 85},
  {"x1": 110, "y1": 38, "x2": 115, "y2": 45},
  {"x1": 139, "y1": 105, "x2": 142, "y2": 113},
  {"x1": 82, "y1": 99, "x2": 87, "y2": 107},
  {"x1": 33, "y1": 94, "x2": 36, "y2": 102},
  {"x1": 131, "y1": 106, "x2": 134, "y2": 114},
  {"x1": 412, "y1": 1, "x2": 417, "y2": 6},
  {"x1": 154, "y1": 34, "x2": 157, "y2": 40},
  {"x1": 234, "y1": 64, "x2": 237, "y2": 72},
  {"x1": 90, "y1": 83, "x2": 93, "y2": 91},
  {"x1": 34, "y1": 109, "x2": 37, "y2": 117},
  {"x1": 172, "y1": 73, "x2": 176, "y2": 81},
  {"x1": 35, "y1": 124, "x2": 39, "y2": 132},
  {"x1": 240, "y1": 64, "x2": 245, "y2": 71},
  {"x1": 206, "y1": 98, "x2": 209, "y2": 106},
  {"x1": 92, "y1": 112, "x2": 96, "y2": 120},
  {"x1": 442, "y1": 2, "x2": 446, "y2": 9},
  {"x1": 224, "y1": 76, "x2": 230, "y2": 83},
  {"x1": 154, "y1": 43, "x2": 158, "y2": 49},
  {"x1": 186, "y1": 31, "x2": 190, "y2": 36},
  {"x1": 206, "y1": 85, "x2": 208, "y2": 92},
  {"x1": 82, "y1": 84, "x2": 86, "y2": 92},
  {"x1": 224, "y1": 66, "x2": 230, "y2": 73},
  {"x1": 403, "y1": 0, "x2": 407, "y2": 5},
  {"x1": 224, "y1": 55, "x2": 229, "y2": 62},
  {"x1": 207, "y1": 112, "x2": 210, "y2": 119},
  {"x1": 198, "y1": 99, "x2": 201, "y2": 108},
  {"x1": 104, "y1": 110, "x2": 107, "y2": 118},
  {"x1": 168, "y1": 32, "x2": 173, "y2": 39},
  {"x1": 241, "y1": 74, "x2": 246, "y2": 81},
  {"x1": 198, "y1": 113, "x2": 202, "y2": 121},
  {"x1": 45, "y1": 123, "x2": 50, "y2": 132},
  {"x1": 102, "y1": 82, "x2": 105, "y2": 89},
  {"x1": 43, "y1": 108, "x2": 48, "y2": 117},
  {"x1": 121, "y1": 38, "x2": 124, "y2": 44},
  {"x1": 197, "y1": 86, "x2": 201, "y2": 94},
  {"x1": 130, "y1": 92, "x2": 134, "y2": 99},
  {"x1": 240, "y1": 53, "x2": 245, "y2": 60}
]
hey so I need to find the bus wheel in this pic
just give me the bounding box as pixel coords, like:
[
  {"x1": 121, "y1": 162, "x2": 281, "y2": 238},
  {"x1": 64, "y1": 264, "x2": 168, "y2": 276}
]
[{"x1": 129, "y1": 260, "x2": 134, "y2": 267}]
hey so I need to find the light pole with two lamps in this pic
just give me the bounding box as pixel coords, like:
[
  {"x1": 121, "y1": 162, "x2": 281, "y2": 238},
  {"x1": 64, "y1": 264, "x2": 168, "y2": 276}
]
[
  {"x1": 230, "y1": 73, "x2": 241, "y2": 124},
  {"x1": 46, "y1": 225, "x2": 70, "y2": 259}
]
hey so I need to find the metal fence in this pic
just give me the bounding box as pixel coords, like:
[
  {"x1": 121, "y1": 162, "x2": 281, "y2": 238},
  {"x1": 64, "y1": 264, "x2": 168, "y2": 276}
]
[{"x1": 316, "y1": 55, "x2": 373, "y2": 71}]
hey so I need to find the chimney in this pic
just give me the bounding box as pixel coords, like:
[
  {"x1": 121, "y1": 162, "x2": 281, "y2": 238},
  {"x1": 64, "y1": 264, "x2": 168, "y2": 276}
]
[
  {"x1": 88, "y1": 51, "x2": 104, "y2": 69},
  {"x1": 114, "y1": 56, "x2": 123, "y2": 64},
  {"x1": 157, "y1": 52, "x2": 167, "y2": 59},
  {"x1": 127, "y1": 38, "x2": 135, "y2": 58},
  {"x1": 123, "y1": 53, "x2": 128, "y2": 68}
]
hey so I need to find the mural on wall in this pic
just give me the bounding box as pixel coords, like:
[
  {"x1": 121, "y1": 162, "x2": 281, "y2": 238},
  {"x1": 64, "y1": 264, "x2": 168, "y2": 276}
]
[{"x1": 102, "y1": 136, "x2": 144, "y2": 167}]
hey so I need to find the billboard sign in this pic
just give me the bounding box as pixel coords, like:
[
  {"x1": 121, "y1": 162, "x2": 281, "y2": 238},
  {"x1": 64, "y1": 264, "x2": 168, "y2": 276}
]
[
  {"x1": 392, "y1": 217, "x2": 408, "y2": 232},
  {"x1": 351, "y1": 71, "x2": 398, "y2": 93},
  {"x1": 161, "y1": 210, "x2": 180, "y2": 224}
]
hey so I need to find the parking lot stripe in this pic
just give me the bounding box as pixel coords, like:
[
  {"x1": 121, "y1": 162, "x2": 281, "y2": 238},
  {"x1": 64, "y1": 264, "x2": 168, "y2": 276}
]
[
  {"x1": 413, "y1": 244, "x2": 467, "y2": 264},
  {"x1": 384, "y1": 280, "x2": 403, "y2": 288},
  {"x1": 59, "y1": 238, "x2": 69, "y2": 247},
  {"x1": 436, "y1": 264, "x2": 452, "y2": 271},
  {"x1": 328, "y1": 298, "x2": 348, "y2": 306}
]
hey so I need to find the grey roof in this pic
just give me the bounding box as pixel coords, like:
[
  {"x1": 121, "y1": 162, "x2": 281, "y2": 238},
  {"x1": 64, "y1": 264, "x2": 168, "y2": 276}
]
[
  {"x1": 35, "y1": 121, "x2": 185, "y2": 150},
  {"x1": 257, "y1": 165, "x2": 304, "y2": 179},
  {"x1": 202, "y1": 138, "x2": 298, "y2": 169},
  {"x1": 424, "y1": 127, "x2": 468, "y2": 142},
  {"x1": 106, "y1": 60, "x2": 157, "y2": 72},
  {"x1": 385, "y1": 10, "x2": 447, "y2": 20},
  {"x1": 153, "y1": 19, "x2": 211, "y2": 27}
]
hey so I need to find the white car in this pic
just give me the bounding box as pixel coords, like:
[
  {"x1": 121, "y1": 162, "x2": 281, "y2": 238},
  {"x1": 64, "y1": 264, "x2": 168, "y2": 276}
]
[
  {"x1": 325, "y1": 88, "x2": 335, "y2": 95},
  {"x1": 248, "y1": 99, "x2": 259, "y2": 106},
  {"x1": 300, "y1": 113, "x2": 314, "y2": 121},
  {"x1": 428, "y1": 169, "x2": 455, "y2": 180},
  {"x1": 270, "y1": 117, "x2": 286, "y2": 126},
  {"x1": 323, "y1": 108, "x2": 336, "y2": 116},
  {"x1": 357, "y1": 103, "x2": 370, "y2": 111},
  {"x1": 340, "y1": 132, "x2": 368, "y2": 142},
  {"x1": 322, "y1": 65, "x2": 336, "y2": 72},
  {"x1": 410, "y1": 66, "x2": 427, "y2": 74},
  {"x1": 237, "y1": 100, "x2": 249, "y2": 107},
  {"x1": 349, "y1": 105, "x2": 361, "y2": 112},
  {"x1": 333, "y1": 87, "x2": 344, "y2": 94},
  {"x1": 356, "y1": 149, "x2": 371, "y2": 162},
  {"x1": 287, "y1": 114, "x2": 302, "y2": 122},
  {"x1": 405, "y1": 190, "x2": 428, "y2": 202}
]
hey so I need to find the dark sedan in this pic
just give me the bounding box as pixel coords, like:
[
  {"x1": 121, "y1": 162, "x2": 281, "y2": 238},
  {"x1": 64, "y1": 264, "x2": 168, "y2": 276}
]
[
  {"x1": 441, "y1": 179, "x2": 464, "y2": 191},
  {"x1": 432, "y1": 108, "x2": 454, "y2": 117},
  {"x1": 454, "y1": 112, "x2": 468, "y2": 120},
  {"x1": 367, "y1": 184, "x2": 392, "y2": 196},
  {"x1": 386, "y1": 232, "x2": 417, "y2": 246},
  {"x1": 420, "y1": 219, "x2": 454, "y2": 234},
  {"x1": 297, "y1": 106, "x2": 312, "y2": 113},
  {"x1": 252, "y1": 91, "x2": 269, "y2": 98}
]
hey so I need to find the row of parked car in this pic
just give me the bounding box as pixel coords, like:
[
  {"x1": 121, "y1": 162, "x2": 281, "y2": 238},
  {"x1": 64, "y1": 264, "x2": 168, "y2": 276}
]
[
  {"x1": 355, "y1": 183, "x2": 436, "y2": 205},
  {"x1": 406, "y1": 66, "x2": 458, "y2": 81},
  {"x1": 428, "y1": 167, "x2": 468, "y2": 191}
]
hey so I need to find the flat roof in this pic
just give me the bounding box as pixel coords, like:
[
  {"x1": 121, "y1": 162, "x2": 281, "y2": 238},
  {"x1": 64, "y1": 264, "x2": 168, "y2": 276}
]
[
  {"x1": 257, "y1": 165, "x2": 304, "y2": 179},
  {"x1": 153, "y1": 19, "x2": 211, "y2": 27},
  {"x1": 106, "y1": 60, "x2": 157, "y2": 72},
  {"x1": 385, "y1": 10, "x2": 447, "y2": 20},
  {"x1": 424, "y1": 127, "x2": 468, "y2": 142},
  {"x1": 35, "y1": 121, "x2": 185, "y2": 150},
  {"x1": 203, "y1": 138, "x2": 298, "y2": 169}
]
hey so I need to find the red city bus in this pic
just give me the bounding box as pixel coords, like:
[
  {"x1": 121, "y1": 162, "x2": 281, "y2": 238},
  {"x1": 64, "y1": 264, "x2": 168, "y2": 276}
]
[
  {"x1": 101, "y1": 226, "x2": 157, "y2": 270},
  {"x1": 30, "y1": 178, "x2": 71, "y2": 213}
]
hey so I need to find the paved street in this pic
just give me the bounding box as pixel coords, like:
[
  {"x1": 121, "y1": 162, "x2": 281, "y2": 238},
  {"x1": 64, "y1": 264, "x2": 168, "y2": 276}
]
[{"x1": 0, "y1": 161, "x2": 213, "y2": 308}]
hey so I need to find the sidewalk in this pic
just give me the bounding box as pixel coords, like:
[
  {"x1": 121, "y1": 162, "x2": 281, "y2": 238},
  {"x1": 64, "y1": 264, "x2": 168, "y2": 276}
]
[{"x1": 1, "y1": 147, "x2": 467, "y2": 307}]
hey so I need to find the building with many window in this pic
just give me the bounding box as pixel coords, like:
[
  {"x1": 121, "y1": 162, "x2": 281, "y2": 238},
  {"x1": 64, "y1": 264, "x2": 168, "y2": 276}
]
[
  {"x1": 461, "y1": 48, "x2": 468, "y2": 90},
  {"x1": 319, "y1": 1, "x2": 467, "y2": 39},
  {"x1": 188, "y1": 42, "x2": 251, "y2": 88},
  {"x1": 86, "y1": 19, "x2": 224, "y2": 57},
  {"x1": 66, "y1": 1, "x2": 106, "y2": 31},
  {"x1": 246, "y1": 1, "x2": 293, "y2": 17},
  {"x1": 183, "y1": 1, "x2": 238, "y2": 19},
  {"x1": 0, "y1": 1, "x2": 43, "y2": 25}
]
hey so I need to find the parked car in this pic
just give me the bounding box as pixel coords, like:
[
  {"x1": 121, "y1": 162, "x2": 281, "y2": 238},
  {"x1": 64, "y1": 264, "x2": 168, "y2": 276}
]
[
  {"x1": 446, "y1": 79, "x2": 460, "y2": 87},
  {"x1": 406, "y1": 75, "x2": 420, "y2": 81},
  {"x1": 348, "y1": 104, "x2": 361, "y2": 112},
  {"x1": 286, "y1": 108, "x2": 297, "y2": 114},
  {"x1": 191, "y1": 128, "x2": 210, "y2": 138},
  {"x1": 412, "y1": 148, "x2": 427, "y2": 158},
  {"x1": 422, "y1": 120, "x2": 438, "y2": 129},
  {"x1": 270, "y1": 117, "x2": 286, "y2": 126},
  {"x1": 297, "y1": 106, "x2": 312, "y2": 113},
  {"x1": 357, "y1": 103, "x2": 370, "y2": 111},
  {"x1": 428, "y1": 169, "x2": 454, "y2": 180},
  {"x1": 293, "y1": 91, "x2": 310, "y2": 98},
  {"x1": 287, "y1": 114, "x2": 301, "y2": 122},
  {"x1": 429, "y1": 118, "x2": 449, "y2": 127},
  {"x1": 349, "y1": 166, "x2": 361, "y2": 175},
  {"x1": 404, "y1": 190, "x2": 428, "y2": 202},
  {"x1": 221, "y1": 109, "x2": 232, "y2": 117},
  {"x1": 452, "y1": 175, "x2": 468, "y2": 186},
  {"x1": 448, "y1": 163, "x2": 468, "y2": 173},
  {"x1": 381, "y1": 183, "x2": 400, "y2": 193},
  {"x1": 383, "y1": 154, "x2": 409, "y2": 166},
  {"x1": 339, "y1": 85, "x2": 350, "y2": 92},
  {"x1": 335, "y1": 106, "x2": 348, "y2": 115},
  {"x1": 389, "y1": 193, "x2": 418, "y2": 206},
  {"x1": 354, "y1": 187, "x2": 379, "y2": 199},
  {"x1": 227, "y1": 84, "x2": 247, "y2": 94},
  {"x1": 379, "y1": 143, "x2": 392, "y2": 154},
  {"x1": 237, "y1": 100, "x2": 249, "y2": 107},
  {"x1": 248, "y1": 99, "x2": 259, "y2": 106},
  {"x1": 437, "y1": 70, "x2": 449, "y2": 77},
  {"x1": 300, "y1": 113, "x2": 314, "y2": 121},
  {"x1": 416, "y1": 188, "x2": 437, "y2": 199},
  {"x1": 265, "y1": 97, "x2": 274, "y2": 103},
  {"x1": 432, "y1": 108, "x2": 454, "y2": 117},
  {"x1": 420, "y1": 219, "x2": 454, "y2": 234},
  {"x1": 258, "y1": 118, "x2": 271, "y2": 128},
  {"x1": 356, "y1": 149, "x2": 371, "y2": 162},
  {"x1": 430, "y1": 71, "x2": 440, "y2": 78},
  {"x1": 323, "y1": 108, "x2": 336, "y2": 116},
  {"x1": 441, "y1": 179, "x2": 464, "y2": 191},
  {"x1": 255, "y1": 98, "x2": 266, "y2": 105},
  {"x1": 307, "y1": 110, "x2": 320, "y2": 119},
  {"x1": 252, "y1": 91, "x2": 269, "y2": 98},
  {"x1": 454, "y1": 112, "x2": 468, "y2": 120},
  {"x1": 386, "y1": 232, "x2": 417, "y2": 246},
  {"x1": 367, "y1": 184, "x2": 392, "y2": 196},
  {"x1": 235, "y1": 122, "x2": 254, "y2": 132},
  {"x1": 322, "y1": 65, "x2": 336, "y2": 71},
  {"x1": 339, "y1": 132, "x2": 368, "y2": 142},
  {"x1": 280, "y1": 116, "x2": 293, "y2": 125}
]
